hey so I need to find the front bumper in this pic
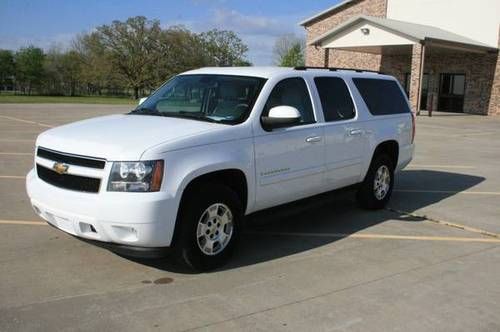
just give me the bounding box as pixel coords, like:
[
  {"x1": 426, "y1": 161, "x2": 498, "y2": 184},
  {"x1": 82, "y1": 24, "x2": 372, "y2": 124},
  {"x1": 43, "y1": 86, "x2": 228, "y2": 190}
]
[{"x1": 26, "y1": 169, "x2": 180, "y2": 249}]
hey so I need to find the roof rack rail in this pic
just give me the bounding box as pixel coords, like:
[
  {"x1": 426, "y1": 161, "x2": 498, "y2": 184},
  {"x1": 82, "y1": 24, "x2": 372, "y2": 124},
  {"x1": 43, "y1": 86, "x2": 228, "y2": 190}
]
[{"x1": 294, "y1": 66, "x2": 382, "y2": 74}]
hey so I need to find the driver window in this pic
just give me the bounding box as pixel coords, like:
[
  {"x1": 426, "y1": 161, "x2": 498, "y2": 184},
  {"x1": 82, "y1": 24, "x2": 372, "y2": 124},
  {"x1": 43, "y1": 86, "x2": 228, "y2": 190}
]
[{"x1": 262, "y1": 78, "x2": 315, "y2": 125}]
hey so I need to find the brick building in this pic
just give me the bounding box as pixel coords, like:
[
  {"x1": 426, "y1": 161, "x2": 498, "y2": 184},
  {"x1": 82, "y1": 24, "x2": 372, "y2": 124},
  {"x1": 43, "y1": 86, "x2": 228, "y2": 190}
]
[{"x1": 301, "y1": 0, "x2": 499, "y2": 115}]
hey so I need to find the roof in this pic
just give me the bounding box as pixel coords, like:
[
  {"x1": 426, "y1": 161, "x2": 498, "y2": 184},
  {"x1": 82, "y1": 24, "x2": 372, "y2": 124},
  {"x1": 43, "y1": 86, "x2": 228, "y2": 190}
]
[
  {"x1": 180, "y1": 66, "x2": 293, "y2": 79},
  {"x1": 300, "y1": 0, "x2": 354, "y2": 26},
  {"x1": 180, "y1": 66, "x2": 391, "y2": 80},
  {"x1": 310, "y1": 15, "x2": 497, "y2": 50}
]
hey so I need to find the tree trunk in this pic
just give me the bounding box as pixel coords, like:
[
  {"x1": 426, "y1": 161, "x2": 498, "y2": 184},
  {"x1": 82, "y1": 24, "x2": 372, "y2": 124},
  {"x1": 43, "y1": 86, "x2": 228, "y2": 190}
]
[{"x1": 134, "y1": 86, "x2": 139, "y2": 100}]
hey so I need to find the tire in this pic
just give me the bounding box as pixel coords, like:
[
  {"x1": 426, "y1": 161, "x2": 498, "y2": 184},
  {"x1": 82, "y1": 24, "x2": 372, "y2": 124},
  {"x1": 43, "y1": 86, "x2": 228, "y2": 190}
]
[
  {"x1": 175, "y1": 183, "x2": 242, "y2": 271},
  {"x1": 356, "y1": 154, "x2": 395, "y2": 210}
]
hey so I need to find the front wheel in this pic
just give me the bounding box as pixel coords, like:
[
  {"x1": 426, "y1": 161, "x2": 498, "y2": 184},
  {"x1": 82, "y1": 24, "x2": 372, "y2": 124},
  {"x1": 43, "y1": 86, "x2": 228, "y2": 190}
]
[
  {"x1": 356, "y1": 154, "x2": 395, "y2": 210},
  {"x1": 175, "y1": 183, "x2": 242, "y2": 271}
]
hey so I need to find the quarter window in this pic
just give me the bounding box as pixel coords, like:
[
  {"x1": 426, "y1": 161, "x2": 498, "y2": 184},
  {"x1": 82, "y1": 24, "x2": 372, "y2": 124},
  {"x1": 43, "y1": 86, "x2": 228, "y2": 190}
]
[
  {"x1": 314, "y1": 77, "x2": 355, "y2": 121},
  {"x1": 353, "y1": 78, "x2": 411, "y2": 115},
  {"x1": 262, "y1": 78, "x2": 315, "y2": 125}
]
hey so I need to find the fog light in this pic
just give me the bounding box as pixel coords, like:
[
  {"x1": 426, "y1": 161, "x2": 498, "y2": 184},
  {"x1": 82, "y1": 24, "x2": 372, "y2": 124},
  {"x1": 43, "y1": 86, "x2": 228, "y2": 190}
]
[
  {"x1": 112, "y1": 225, "x2": 138, "y2": 242},
  {"x1": 79, "y1": 222, "x2": 98, "y2": 234}
]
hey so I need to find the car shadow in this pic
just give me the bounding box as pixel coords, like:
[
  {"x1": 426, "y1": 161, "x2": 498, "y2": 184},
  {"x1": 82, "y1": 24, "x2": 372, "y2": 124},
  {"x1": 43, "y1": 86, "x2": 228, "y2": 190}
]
[{"x1": 130, "y1": 170, "x2": 484, "y2": 273}]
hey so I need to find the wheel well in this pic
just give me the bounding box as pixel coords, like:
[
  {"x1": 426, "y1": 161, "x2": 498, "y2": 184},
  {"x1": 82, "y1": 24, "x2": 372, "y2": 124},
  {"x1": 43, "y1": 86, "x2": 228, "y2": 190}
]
[
  {"x1": 171, "y1": 169, "x2": 248, "y2": 247},
  {"x1": 373, "y1": 140, "x2": 399, "y2": 167},
  {"x1": 181, "y1": 169, "x2": 248, "y2": 211}
]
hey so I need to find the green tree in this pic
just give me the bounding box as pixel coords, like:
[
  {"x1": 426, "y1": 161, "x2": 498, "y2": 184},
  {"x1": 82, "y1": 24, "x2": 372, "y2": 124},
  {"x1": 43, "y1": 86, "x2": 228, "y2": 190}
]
[
  {"x1": 280, "y1": 43, "x2": 305, "y2": 67},
  {"x1": 273, "y1": 34, "x2": 305, "y2": 67},
  {"x1": 199, "y1": 29, "x2": 249, "y2": 67},
  {"x1": 44, "y1": 48, "x2": 83, "y2": 96},
  {"x1": 73, "y1": 32, "x2": 121, "y2": 96},
  {"x1": 95, "y1": 16, "x2": 163, "y2": 99},
  {"x1": 15, "y1": 46, "x2": 45, "y2": 94},
  {"x1": 150, "y1": 26, "x2": 207, "y2": 89},
  {"x1": 0, "y1": 50, "x2": 15, "y2": 91}
]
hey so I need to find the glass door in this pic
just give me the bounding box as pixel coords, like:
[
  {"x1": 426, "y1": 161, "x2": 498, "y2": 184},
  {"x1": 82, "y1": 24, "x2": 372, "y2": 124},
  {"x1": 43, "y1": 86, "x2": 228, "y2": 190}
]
[{"x1": 438, "y1": 74, "x2": 465, "y2": 113}]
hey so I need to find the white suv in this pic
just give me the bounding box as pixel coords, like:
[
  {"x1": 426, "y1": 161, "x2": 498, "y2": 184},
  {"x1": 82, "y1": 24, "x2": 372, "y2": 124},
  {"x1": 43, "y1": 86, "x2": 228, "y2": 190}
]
[{"x1": 26, "y1": 66, "x2": 415, "y2": 270}]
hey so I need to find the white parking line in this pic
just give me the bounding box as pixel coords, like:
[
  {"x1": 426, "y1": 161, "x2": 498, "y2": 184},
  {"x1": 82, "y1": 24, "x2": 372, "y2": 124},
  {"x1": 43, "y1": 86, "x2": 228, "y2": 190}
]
[
  {"x1": 0, "y1": 175, "x2": 25, "y2": 179},
  {"x1": 0, "y1": 220, "x2": 45, "y2": 226},
  {"x1": 0, "y1": 115, "x2": 53, "y2": 128}
]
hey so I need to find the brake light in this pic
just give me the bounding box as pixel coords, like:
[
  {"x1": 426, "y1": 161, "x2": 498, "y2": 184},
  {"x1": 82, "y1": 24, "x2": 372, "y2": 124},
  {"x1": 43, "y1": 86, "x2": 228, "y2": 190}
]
[{"x1": 411, "y1": 112, "x2": 416, "y2": 144}]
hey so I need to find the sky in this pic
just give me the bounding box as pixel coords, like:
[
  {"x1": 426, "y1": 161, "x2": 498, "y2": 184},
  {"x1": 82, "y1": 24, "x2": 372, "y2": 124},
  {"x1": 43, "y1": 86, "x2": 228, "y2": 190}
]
[{"x1": 0, "y1": 0, "x2": 341, "y2": 65}]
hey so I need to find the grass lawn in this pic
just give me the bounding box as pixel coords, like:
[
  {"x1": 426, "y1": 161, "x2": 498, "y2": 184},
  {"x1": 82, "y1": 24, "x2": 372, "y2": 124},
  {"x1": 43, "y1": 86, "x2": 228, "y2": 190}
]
[{"x1": 0, "y1": 94, "x2": 136, "y2": 105}]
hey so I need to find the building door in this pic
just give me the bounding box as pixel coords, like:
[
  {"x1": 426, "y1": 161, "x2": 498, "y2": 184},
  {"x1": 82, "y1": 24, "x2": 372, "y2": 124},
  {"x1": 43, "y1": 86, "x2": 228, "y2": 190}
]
[
  {"x1": 404, "y1": 73, "x2": 429, "y2": 110},
  {"x1": 438, "y1": 74, "x2": 465, "y2": 112}
]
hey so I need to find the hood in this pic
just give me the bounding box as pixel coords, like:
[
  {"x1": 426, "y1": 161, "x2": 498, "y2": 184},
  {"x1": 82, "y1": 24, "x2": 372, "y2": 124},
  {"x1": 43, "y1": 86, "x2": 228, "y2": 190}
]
[{"x1": 36, "y1": 114, "x2": 222, "y2": 160}]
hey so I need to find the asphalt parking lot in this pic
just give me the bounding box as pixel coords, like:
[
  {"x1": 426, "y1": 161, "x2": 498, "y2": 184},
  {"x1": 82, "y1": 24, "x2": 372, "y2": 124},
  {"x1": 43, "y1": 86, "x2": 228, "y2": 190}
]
[{"x1": 1, "y1": 104, "x2": 499, "y2": 331}]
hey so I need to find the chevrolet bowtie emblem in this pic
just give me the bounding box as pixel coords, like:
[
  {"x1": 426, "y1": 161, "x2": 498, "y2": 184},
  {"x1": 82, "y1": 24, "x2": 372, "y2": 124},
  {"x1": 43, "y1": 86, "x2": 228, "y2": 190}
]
[{"x1": 52, "y1": 162, "x2": 69, "y2": 175}]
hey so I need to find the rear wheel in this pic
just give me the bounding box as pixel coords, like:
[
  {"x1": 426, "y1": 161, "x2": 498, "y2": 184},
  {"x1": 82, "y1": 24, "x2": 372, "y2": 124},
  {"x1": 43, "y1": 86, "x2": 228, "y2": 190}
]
[
  {"x1": 356, "y1": 154, "x2": 394, "y2": 209},
  {"x1": 175, "y1": 183, "x2": 242, "y2": 271}
]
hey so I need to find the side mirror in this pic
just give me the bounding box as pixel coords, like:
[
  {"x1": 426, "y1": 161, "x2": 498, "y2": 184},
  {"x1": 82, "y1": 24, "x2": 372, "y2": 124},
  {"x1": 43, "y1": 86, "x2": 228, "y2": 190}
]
[
  {"x1": 261, "y1": 106, "x2": 301, "y2": 130},
  {"x1": 138, "y1": 97, "x2": 148, "y2": 105}
]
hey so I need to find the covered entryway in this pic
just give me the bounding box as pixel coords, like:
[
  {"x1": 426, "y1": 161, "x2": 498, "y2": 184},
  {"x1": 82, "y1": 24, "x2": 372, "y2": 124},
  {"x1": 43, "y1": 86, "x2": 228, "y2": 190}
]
[{"x1": 308, "y1": 15, "x2": 499, "y2": 115}]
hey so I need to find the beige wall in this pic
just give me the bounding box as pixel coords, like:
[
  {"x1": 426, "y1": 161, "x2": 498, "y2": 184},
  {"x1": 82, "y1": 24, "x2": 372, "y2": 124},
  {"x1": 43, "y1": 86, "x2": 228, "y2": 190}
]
[
  {"x1": 322, "y1": 21, "x2": 416, "y2": 48},
  {"x1": 387, "y1": 0, "x2": 500, "y2": 47}
]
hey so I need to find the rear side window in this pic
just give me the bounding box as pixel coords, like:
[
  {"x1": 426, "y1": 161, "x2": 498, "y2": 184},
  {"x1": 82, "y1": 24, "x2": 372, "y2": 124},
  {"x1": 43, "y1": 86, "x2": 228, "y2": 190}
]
[
  {"x1": 353, "y1": 78, "x2": 411, "y2": 115},
  {"x1": 314, "y1": 77, "x2": 355, "y2": 122}
]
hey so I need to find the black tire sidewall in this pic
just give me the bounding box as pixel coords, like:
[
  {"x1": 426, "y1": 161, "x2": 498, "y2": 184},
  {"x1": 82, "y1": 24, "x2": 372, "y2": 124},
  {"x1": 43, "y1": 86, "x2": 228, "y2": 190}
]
[
  {"x1": 176, "y1": 183, "x2": 242, "y2": 271},
  {"x1": 357, "y1": 155, "x2": 395, "y2": 209}
]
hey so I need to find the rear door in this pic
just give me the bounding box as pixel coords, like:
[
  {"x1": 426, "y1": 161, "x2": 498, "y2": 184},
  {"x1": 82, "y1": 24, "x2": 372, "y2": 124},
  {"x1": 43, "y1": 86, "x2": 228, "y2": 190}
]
[{"x1": 313, "y1": 76, "x2": 367, "y2": 189}]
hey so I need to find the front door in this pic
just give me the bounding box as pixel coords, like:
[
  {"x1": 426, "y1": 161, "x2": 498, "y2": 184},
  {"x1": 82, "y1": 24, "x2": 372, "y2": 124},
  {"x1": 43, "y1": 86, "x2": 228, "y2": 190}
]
[
  {"x1": 438, "y1": 73, "x2": 465, "y2": 112},
  {"x1": 254, "y1": 77, "x2": 325, "y2": 210}
]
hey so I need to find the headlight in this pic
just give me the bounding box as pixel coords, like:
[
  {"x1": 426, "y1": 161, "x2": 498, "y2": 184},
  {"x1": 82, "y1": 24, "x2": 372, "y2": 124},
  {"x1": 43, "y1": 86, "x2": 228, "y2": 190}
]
[{"x1": 107, "y1": 160, "x2": 164, "y2": 192}]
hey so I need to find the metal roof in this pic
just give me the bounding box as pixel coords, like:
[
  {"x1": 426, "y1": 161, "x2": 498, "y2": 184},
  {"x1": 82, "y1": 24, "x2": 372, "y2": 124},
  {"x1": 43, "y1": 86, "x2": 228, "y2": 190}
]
[
  {"x1": 299, "y1": 0, "x2": 354, "y2": 26},
  {"x1": 309, "y1": 15, "x2": 497, "y2": 51}
]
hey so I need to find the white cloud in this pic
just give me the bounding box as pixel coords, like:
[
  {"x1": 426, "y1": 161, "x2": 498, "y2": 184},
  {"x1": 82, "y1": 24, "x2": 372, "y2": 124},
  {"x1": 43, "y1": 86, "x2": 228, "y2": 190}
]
[
  {"x1": 186, "y1": 8, "x2": 305, "y2": 65},
  {"x1": 0, "y1": 8, "x2": 306, "y2": 66},
  {"x1": 0, "y1": 33, "x2": 75, "y2": 51}
]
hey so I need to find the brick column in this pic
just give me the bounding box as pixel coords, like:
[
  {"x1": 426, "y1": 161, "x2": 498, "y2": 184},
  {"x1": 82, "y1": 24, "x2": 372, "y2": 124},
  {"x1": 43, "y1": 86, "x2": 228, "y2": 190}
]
[
  {"x1": 409, "y1": 43, "x2": 425, "y2": 113},
  {"x1": 487, "y1": 29, "x2": 500, "y2": 115}
]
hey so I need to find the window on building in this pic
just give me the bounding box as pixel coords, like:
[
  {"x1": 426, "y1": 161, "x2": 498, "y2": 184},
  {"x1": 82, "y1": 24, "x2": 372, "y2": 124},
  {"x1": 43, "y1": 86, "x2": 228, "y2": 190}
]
[
  {"x1": 262, "y1": 77, "x2": 315, "y2": 125},
  {"x1": 353, "y1": 78, "x2": 411, "y2": 115},
  {"x1": 314, "y1": 77, "x2": 355, "y2": 121}
]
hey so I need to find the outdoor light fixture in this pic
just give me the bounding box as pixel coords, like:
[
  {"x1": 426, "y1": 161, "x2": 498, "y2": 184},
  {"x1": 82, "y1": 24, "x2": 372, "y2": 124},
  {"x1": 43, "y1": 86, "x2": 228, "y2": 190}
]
[{"x1": 361, "y1": 28, "x2": 370, "y2": 35}]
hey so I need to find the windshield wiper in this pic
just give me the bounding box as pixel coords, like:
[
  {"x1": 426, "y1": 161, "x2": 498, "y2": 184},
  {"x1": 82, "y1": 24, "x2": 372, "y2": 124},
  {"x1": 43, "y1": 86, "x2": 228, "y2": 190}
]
[
  {"x1": 128, "y1": 107, "x2": 164, "y2": 116},
  {"x1": 129, "y1": 108, "x2": 230, "y2": 124},
  {"x1": 174, "y1": 112, "x2": 235, "y2": 124}
]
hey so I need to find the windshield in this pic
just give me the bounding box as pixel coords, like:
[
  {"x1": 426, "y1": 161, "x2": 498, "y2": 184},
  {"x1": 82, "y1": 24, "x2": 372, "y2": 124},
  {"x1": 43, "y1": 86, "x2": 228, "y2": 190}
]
[{"x1": 131, "y1": 74, "x2": 266, "y2": 124}]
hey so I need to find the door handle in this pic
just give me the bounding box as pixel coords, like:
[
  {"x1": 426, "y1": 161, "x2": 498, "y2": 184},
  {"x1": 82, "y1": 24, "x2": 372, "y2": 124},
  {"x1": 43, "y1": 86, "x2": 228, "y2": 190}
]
[
  {"x1": 348, "y1": 129, "x2": 364, "y2": 136},
  {"x1": 305, "y1": 136, "x2": 322, "y2": 143}
]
